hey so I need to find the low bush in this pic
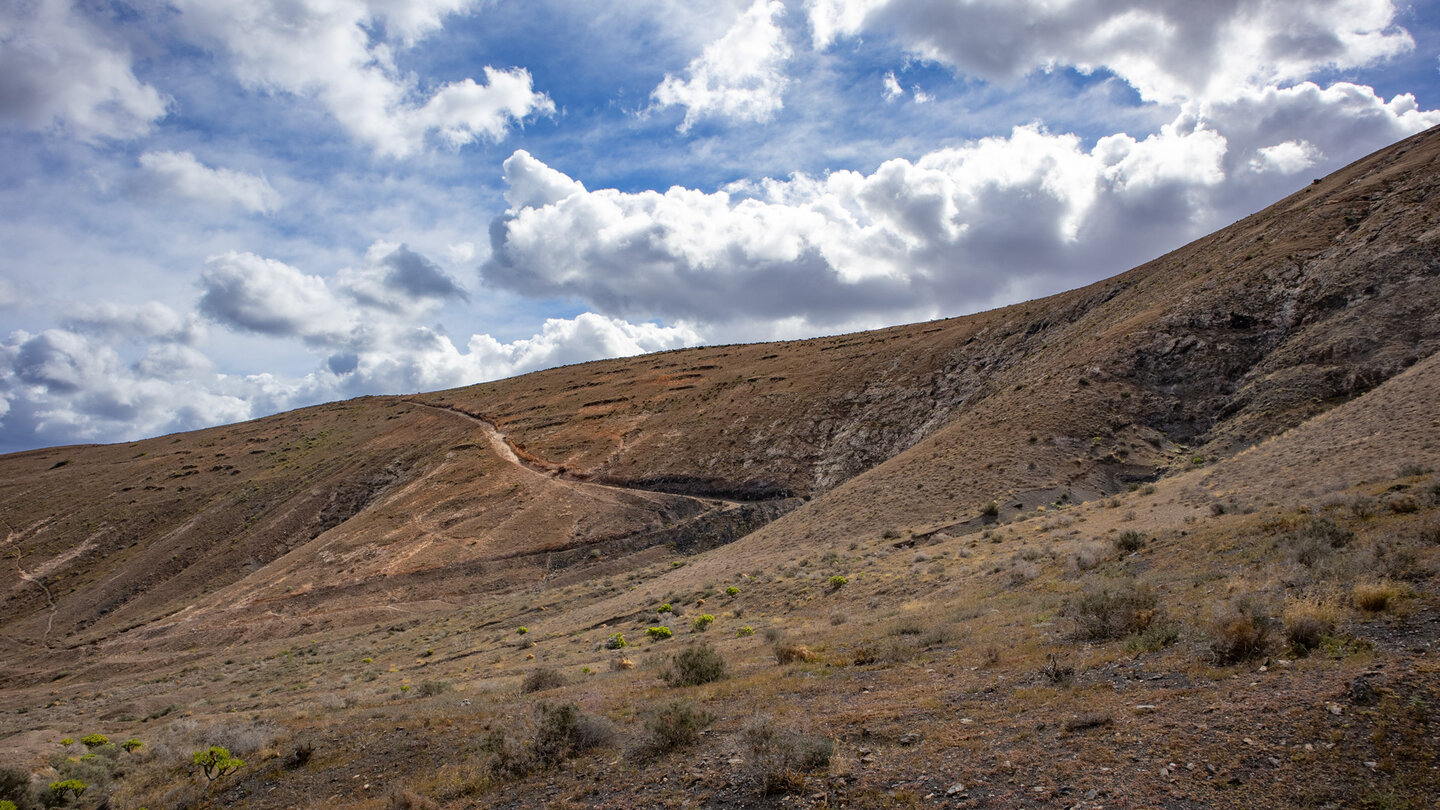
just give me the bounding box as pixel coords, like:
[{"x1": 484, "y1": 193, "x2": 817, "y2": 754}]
[
  {"x1": 521, "y1": 668, "x2": 567, "y2": 694},
  {"x1": 1208, "y1": 600, "x2": 1271, "y2": 664},
  {"x1": 640, "y1": 700, "x2": 715, "y2": 755},
  {"x1": 735, "y1": 626, "x2": 755, "y2": 637},
  {"x1": 416, "y1": 680, "x2": 451, "y2": 698},
  {"x1": 691, "y1": 614, "x2": 715, "y2": 632},
  {"x1": 740, "y1": 717, "x2": 834, "y2": 795},
  {"x1": 663, "y1": 644, "x2": 727, "y2": 686},
  {"x1": 1124, "y1": 622, "x2": 1180, "y2": 653},
  {"x1": 192, "y1": 746, "x2": 245, "y2": 783},
  {"x1": 1283, "y1": 596, "x2": 1339, "y2": 653},
  {"x1": 1113, "y1": 531, "x2": 1146, "y2": 552},
  {"x1": 645, "y1": 626, "x2": 673, "y2": 640},
  {"x1": 827, "y1": 575, "x2": 848, "y2": 591},
  {"x1": 1279, "y1": 518, "x2": 1354, "y2": 568},
  {"x1": 79, "y1": 734, "x2": 109, "y2": 750},
  {"x1": 604, "y1": 633, "x2": 627, "y2": 650},
  {"x1": 483, "y1": 702, "x2": 615, "y2": 779},
  {"x1": 1063, "y1": 580, "x2": 1158, "y2": 641}
]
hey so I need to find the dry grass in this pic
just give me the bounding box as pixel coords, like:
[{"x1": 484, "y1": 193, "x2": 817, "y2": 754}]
[
  {"x1": 1282, "y1": 595, "x2": 1340, "y2": 653},
  {"x1": 1352, "y1": 580, "x2": 1413, "y2": 612}
]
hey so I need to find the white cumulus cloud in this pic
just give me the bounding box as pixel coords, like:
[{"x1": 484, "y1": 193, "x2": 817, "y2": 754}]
[
  {"x1": 806, "y1": 0, "x2": 1414, "y2": 105},
  {"x1": 137, "y1": 151, "x2": 281, "y2": 214},
  {"x1": 168, "y1": 0, "x2": 553, "y2": 156},
  {"x1": 485, "y1": 84, "x2": 1439, "y2": 334},
  {"x1": 0, "y1": 0, "x2": 168, "y2": 139},
  {"x1": 650, "y1": 0, "x2": 792, "y2": 131}
]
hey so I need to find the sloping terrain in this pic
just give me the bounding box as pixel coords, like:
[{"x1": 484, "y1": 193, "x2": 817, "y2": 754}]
[{"x1": 0, "y1": 128, "x2": 1438, "y2": 809}]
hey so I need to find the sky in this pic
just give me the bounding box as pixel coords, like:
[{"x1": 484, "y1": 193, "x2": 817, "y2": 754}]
[{"x1": 2, "y1": 1, "x2": 1439, "y2": 453}]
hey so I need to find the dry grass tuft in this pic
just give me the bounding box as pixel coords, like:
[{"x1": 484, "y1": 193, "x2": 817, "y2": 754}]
[
  {"x1": 1351, "y1": 580, "x2": 1412, "y2": 612},
  {"x1": 774, "y1": 643, "x2": 819, "y2": 665},
  {"x1": 1282, "y1": 595, "x2": 1339, "y2": 653}
]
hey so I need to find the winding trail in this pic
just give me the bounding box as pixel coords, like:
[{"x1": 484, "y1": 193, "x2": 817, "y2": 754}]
[
  {"x1": 401, "y1": 398, "x2": 741, "y2": 511},
  {"x1": 3, "y1": 518, "x2": 59, "y2": 649}
]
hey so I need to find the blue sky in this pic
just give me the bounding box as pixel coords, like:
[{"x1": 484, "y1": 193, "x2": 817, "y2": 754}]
[{"x1": 2, "y1": 0, "x2": 1439, "y2": 452}]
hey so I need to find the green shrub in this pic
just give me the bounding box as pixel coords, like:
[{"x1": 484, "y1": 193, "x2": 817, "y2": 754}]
[
  {"x1": 657, "y1": 603, "x2": 673, "y2": 613},
  {"x1": 1063, "y1": 580, "x2": 1158, "y2": 641},
  {"x1": 827, "y1": 575, "x2": 848, "y2": 591},
  {"x1": 691, "y1": 614, "x2": 714, "y2": 632},
  {"x1": 120, "y1": 738, "x2": 143, "y2": 754},
  {"x1": 663, "y1": 644, "x2": 727, "y2": 686},
  {"x1": 48, "y1": 780, "x2": 87, "y2": 801},
  {"x1": 0, "y1": 799, "x2": 16, "y2": 810},
  {"x1": 605, "y1": 633, "x2": 627, "y2": 649},
  {"x1": 736, "y1": 626, "x2": 755, "y2": 637},
  {"x1": 1113, "y1": 530, "x2": 1146, "y2": 552},
  {"x1": 645, "y1": 626, "x2": 673, "y2": 640},
  {"x1": 58, "y1": 738, "x2": 74, "y2": 747},
  {"x1": 79, "y1": 734, "x2": 108, "y2": 750},
  {"x1": 640, "y1": 700, "x2": 715, "y2": 754},
  {"x1": 725, "y1": 586, "x2": 741, "y2": 596},
  {"x1": 516, "y1": 627, "x2": 529, "y2": 635},
  {"x1": 192, "y1": 746, "x2": 245, "y2": 783}
]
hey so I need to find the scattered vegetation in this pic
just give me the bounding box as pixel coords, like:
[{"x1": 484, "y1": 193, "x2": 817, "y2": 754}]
[
  {"x1": 1063, "y1": 579, "x2": 1159, "y2": 641},
  {"x1": 663, "y1": 643, "x2": 727, "y2": 686},
  {"x1": 638, "y1": 700, "x2": 715, "y2": 756},
  {"x1": 646, "y1": 626, "x2": 673, "y2": 640},
  {"x1": 1113, "y1": 530, "x2": 1146, "y2": 552},
  {"x1": 192, "y1": 746, "x2": 245, "y2": 784},
  {"x1": 1282, "y1": 595, "x2": 1339, "y2": 653},
  {"x1": 1352, "y1": 580, "x2": 1412, "y2": 612},
  {"x1": 482, "y1": 702, "x2": 615, "y2": 779},
  {"x1": 740, "y1": 717, "x2": 834, "y2": 795},
  {"x1": 521, "y1": 668, "x2": 567, "y2": 693},
  {"x1": 1208, "y1": 600, "x2": 1271, "y2": 664},
  {"x1": 690, "y1": 614, "x2": 714, "y2": 632}
]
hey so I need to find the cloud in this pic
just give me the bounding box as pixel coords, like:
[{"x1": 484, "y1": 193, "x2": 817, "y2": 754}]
[
  {"x1": 806, "y1": 0, "x2": 1414, "y2": 104},
  {"x1": 339, "y1": 242, "x2": 470, "y2": 309},
  {"x1": 882, "y1": 71, "x2": 904, "y2": 101},
  {"x1": 136, "y1": 151, "x2": 281, "y2": 214},
  {"x1": 0, "y1": 305, "x2": 700, "y2": 453},
  {"x1": 0, "y1": 0, "x2": 168, "y2": 139},
  {"x1": 650, "y1": 0, "x2": 792, "y2": 131},
  {"x1": 198, "y1": 251, "x2": 353, "y2": 341},
  {"x1": 485, "y1": 84, "x2": 1439, "y2": 334},
  {"x1": 168, "y1": 0, "x2": 553, "y2": 156},
  {"x1": 0, "y1": 328, "x2": 250, "y2": 449},
  {"x1": 65, "y1": 301, "x2": 205, "y2": 344}
]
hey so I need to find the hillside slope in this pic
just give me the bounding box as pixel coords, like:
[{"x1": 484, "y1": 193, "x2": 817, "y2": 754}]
[{"x1": 3, "y1": 127, "x2": 1439, "y2": 665}]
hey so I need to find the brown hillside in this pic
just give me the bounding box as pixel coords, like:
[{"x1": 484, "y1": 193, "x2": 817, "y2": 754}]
[{"x1": 0, "y1": 127, "x2": 1437, "y2": 810}]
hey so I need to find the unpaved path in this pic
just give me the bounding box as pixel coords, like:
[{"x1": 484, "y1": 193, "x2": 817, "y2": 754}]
[{"x1": 402, "y1": 398, "x2": 742, "y2": 511}]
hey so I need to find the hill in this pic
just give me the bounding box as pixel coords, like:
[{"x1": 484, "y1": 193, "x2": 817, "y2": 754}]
[{"x1": 1, "y1": 127, "x2": 1438, "y2": 809}]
